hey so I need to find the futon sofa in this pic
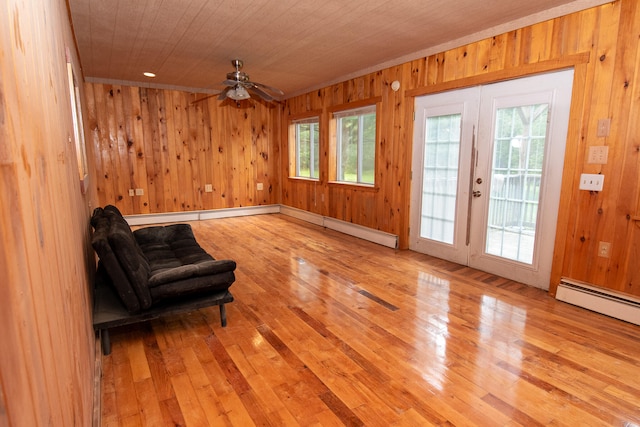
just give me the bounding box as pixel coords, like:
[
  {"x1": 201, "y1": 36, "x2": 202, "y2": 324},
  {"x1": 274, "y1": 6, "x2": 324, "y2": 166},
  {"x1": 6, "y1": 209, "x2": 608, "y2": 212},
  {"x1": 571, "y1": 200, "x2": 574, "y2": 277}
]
[{"x1": 90, "y1": 205, "x2": 236, "y2": 354}]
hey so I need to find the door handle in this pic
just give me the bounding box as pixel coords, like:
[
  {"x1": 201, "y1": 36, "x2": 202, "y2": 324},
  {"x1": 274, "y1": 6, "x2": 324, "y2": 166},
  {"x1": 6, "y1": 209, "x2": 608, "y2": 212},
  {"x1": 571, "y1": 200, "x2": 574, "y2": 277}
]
[
  {"x1": 466, "y1": 126, "x2": 477, "y2": 246},
  {"x1": 473, "y1": 190, "x2": 482, "y2": 198}
]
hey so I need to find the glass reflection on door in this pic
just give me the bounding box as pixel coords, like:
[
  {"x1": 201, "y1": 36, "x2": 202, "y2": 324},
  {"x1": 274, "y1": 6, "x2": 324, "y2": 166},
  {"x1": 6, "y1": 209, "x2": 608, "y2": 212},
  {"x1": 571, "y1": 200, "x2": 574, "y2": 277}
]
[
  {"x1": 486, "y1": 104, "x2": 549, "y2": 264},
  {"x1": 420, "y1": 114, "x2": 462, "y2": 245}
]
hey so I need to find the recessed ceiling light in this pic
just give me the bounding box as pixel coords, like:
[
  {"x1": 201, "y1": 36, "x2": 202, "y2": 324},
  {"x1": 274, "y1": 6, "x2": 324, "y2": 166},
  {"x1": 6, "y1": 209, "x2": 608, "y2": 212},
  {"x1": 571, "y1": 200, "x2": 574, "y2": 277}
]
[{"x1": 143, "y1": 72, "x2": 156, "y2": 78}]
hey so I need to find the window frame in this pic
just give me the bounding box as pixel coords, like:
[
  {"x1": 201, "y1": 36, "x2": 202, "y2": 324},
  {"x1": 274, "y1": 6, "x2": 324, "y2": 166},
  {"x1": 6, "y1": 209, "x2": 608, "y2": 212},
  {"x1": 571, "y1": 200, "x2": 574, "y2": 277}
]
[
  {"x1": 288, "y1": 111, "x2": 322, "y2": 181},
  {"x1": 328, "y1": 98, "x2": 381, "y2": 188},
  {"x1": 66, "y1": 47, "x2": 89, "y2": 194}
]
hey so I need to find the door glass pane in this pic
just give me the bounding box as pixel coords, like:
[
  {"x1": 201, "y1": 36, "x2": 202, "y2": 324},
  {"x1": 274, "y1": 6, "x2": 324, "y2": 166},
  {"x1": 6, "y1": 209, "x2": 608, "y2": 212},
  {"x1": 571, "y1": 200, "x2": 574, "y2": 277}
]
[
  {"x1": 421, "y1": 114, "x2": 461, "y2": 244},
  {"x1": 486, "y1": 104, "x2": 549, "y2": 264}
]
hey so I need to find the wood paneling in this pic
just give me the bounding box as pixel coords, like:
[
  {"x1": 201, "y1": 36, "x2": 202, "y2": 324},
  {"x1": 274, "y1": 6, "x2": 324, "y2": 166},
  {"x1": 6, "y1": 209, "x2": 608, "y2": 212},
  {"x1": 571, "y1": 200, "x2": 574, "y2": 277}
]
[
  {"x1": 85, "y1": 87, "x2": 281, "y2": 214},
  {"x1": 101, "y1": 215, "x2": 640, "y2": 425},
  {"x1": 282, "y1": 1, "x2": 640, "y2": 296},
  {"x1": 0, "y1": 0, "x2": 97, "y2": 425},
  {"x1": 86, "y1": 1, "x2": 639, "y2": 296},
  {"x1": 283, "y1": 70, "x2": 408, "y2": 236}
]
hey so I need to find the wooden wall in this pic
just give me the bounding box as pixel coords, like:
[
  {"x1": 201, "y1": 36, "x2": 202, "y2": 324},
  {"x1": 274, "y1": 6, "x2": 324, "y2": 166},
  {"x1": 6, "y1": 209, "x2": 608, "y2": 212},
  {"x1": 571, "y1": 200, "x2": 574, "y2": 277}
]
[
  {"x1": 86, "y1": 1, "x2": 639, "y2": 297},
  {"x1": 85, "y1": 86, "x2": 281, "y2": 214},
  {"x1": 282, "y1": 73, "x2": 408, "y2": 238},
  {"x1": 282, "y1": 0, "x2": 640, "y2": 297},
  {"x1": 0, "y1": 0, "x2": 97, "y2": 425}
]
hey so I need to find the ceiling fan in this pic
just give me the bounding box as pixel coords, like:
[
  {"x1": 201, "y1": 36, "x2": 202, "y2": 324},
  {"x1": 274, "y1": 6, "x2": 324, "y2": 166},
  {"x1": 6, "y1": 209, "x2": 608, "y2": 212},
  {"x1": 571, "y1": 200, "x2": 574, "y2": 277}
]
[{"x1": 217, "y1": 59, "x2": 284, "y2": 102}]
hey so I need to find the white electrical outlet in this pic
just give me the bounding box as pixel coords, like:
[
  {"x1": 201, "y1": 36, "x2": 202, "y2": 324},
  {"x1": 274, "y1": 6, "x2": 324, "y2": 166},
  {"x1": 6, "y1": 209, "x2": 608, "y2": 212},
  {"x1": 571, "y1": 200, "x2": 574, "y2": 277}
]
[
  {"x1": 204, "y1": 184, "x2": 213, "y2": 193},
  {"x1": 128, "y1": 189, "x2": 135, "y2": 196},
  {"x1": 579, "y1": 173, "x2": 604, "y2": 191},
  {"x1": 587, "y1": 146, "x2": 609, "y2": 164},
  {"x1": 135, "y1": 188, "x2": 144, "y2": 196},
  {"x1": 598, "y1": 241, "x2": 611, "y2": 258},
  {"x1": 257, "y1": 182, "x2": 264, "y2": 191}
]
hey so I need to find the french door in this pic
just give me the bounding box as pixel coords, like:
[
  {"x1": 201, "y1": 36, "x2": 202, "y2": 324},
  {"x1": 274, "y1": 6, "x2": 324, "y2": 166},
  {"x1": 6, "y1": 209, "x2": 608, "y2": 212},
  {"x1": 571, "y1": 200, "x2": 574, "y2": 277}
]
[{"x1": 410, "y1": 70, "x2": 574, "y2": 289}]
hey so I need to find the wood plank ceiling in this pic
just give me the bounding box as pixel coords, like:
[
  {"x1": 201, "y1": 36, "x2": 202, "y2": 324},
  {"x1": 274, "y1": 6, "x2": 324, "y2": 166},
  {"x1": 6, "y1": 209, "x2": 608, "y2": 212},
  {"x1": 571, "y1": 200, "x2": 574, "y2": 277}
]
[{"x1": 68, "y1": 0, "x2": 608, "y2": 98}]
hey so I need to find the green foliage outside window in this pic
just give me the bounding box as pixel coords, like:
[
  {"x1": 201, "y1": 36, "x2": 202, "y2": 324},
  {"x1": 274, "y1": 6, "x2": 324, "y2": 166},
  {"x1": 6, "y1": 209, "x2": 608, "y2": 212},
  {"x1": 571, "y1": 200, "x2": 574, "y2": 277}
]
[
  {"x1": 490, "y1": 104, "x2": 549, "y2": 228},
  {"x1": 295, "y1": 121, "x2": 319, "y2": 179},
  {"x1": 493, "y1": 105, "x2": 548, "y2": 174},
  {"x1": 337, "y1": 111, "x2": 376, "y2": 184}
]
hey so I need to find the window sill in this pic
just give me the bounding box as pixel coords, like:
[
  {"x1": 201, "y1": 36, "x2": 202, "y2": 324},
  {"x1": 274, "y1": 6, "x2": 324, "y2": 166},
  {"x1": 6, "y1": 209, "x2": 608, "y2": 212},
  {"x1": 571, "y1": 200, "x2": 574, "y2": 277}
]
[
  {"x1": 288, "y1": 176, "x2": 320, "y2": 183},
  {"x1": 328, "y1": 181, "x2": 379, "y2": 192}
]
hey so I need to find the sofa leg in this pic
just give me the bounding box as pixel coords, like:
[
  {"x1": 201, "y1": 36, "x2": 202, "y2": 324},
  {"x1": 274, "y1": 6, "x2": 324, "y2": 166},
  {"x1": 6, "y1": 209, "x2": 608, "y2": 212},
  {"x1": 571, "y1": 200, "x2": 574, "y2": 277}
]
[
  {"x1": 101, "y1": 329, "x2": 112, "y2": 355},
  {"x1": 220, "y1": 304, "x2": 227, "y2": 327}
]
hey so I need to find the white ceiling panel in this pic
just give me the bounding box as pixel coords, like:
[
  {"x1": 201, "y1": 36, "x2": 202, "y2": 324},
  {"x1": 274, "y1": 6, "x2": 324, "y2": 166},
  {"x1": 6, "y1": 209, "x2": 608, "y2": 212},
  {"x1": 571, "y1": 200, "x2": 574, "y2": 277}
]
[{"x1": 68, "y1": 0, "x2": 609, "y2": 98}]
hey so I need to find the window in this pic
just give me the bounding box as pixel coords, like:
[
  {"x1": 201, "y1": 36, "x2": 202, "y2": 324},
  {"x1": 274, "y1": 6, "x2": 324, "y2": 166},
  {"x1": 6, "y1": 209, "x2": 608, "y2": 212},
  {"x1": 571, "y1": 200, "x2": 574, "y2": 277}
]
[
  {"x1": 66, "y1": 48, "x2": 89, "y2": 193},
  {"x1": 333, "y1": 105, "x2": 376, "y2": 185},
  {"x1": 290, "y1": 116, "x2": 320, "y2": 180}
]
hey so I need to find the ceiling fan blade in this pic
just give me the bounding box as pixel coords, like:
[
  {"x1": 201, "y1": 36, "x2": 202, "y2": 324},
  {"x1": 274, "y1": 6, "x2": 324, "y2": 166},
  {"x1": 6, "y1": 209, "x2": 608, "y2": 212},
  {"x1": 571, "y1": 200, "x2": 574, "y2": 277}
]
[
  {"x1": 217, "y1": 60, "x2": 283, "y2": 103},
  {"x1": 217, "y1": 86, "x2": 232, "y2": 100},
  {"x1": 190, "y1": 92, "x2": 220, "y2": 105},
  {"x1": 251, "y1": 81, "x2": 284, "y2": 96},
  {"x1": 246, "y1": 83, "x2": 274, "y2": 101}
]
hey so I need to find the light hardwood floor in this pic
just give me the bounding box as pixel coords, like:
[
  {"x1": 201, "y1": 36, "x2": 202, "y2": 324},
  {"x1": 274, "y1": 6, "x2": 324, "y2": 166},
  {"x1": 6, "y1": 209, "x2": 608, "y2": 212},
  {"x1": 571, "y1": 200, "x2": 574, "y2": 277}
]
[{"x1": 100, "y1": 214, "x2": 640, "y2": 426}]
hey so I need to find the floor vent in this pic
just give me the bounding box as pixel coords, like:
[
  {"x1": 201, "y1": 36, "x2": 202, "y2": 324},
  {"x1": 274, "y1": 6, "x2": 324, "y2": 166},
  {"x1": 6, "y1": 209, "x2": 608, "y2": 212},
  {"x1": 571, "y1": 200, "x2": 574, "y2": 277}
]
[{"x1": 556, "y1": 278, "x2": 640, "y2": 326}]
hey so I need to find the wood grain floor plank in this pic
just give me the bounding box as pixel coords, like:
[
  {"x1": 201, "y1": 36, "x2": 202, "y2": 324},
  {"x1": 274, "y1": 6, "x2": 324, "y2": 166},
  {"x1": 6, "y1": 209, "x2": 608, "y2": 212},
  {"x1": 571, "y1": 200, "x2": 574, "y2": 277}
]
[
  {"x1": 119, "y1": 413, "x2": 143, "y2": 427},
  {"x1": 141, "y1": 324, "x2": 175, "y2": 402},
  {"x1": 170, "y1": 373, "x2": 210, "y2": 426},
  {"x1": 101, "y1": 215, "x2": 640, "y2": 426},
  {"x1": 132, "y1": 378, "x2": 164, "y2": 426},
  {"x1": 158, "y1": 396, "x2": 186, "y2": 426},
  {"x1": 192, "y1": 384, "x2": 228, "y2": 425},
  {"x1": 272, "y1": 381, "x2": 338, "y2": 426},
  {"x1": 216, "y1": 390, "x2": 259, "y2": 426},
  {"x1": 112, "y1": 355, "x2": 139, "y2": 419},
  {"x1": 481, "y1": 393, "x2": 545, "y2": 427},
  {"x1": 180, "y1": 346, "x2": 211, "y2": 390},
  {"x1": 127, "y1": 337, "x2": 151, "y2": 383}
]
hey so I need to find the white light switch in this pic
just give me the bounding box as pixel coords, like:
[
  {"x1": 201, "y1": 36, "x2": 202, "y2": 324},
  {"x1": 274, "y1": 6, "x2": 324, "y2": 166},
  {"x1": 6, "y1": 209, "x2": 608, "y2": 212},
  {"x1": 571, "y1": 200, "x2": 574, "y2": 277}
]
[
  {"x1": 597, "y1": 118, "x2": 611, "y2": 137},
  {"x1": 579, "y1": 173, "x2": 604, "y2": 191}
]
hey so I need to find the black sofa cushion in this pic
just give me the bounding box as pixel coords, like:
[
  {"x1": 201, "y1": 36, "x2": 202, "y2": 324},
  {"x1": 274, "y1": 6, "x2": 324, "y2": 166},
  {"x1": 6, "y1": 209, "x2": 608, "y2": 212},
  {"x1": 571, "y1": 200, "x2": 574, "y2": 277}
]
[
  {"x1": 149, "y1": 272, "x2": 236, "y2": 302},
  {"x1": 103, "y1": 207, "x2": 153, "y2": 309},
  {"x1": 91, "y1": 210, "x2": 141, "y2": 312},
  {"x1": 90, "y1": 205, "x2": 236, "y2": 314},
  {"x1": 134, "y1": 224, "x2": 236, "y2": 290}
]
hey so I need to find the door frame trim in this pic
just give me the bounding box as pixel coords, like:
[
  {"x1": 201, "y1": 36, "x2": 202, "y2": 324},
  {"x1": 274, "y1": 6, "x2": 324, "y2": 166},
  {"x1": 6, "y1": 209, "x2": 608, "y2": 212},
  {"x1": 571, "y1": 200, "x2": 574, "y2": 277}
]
[
  {"x1": 404, "y1": 53, "x2": 590, "y2": 293},
  {"x1": 405, "y1": 53, "x2": 589, "y2": 99},
  {"x1": 409, "y1": 67, "x2": 582, "y2": 289}
]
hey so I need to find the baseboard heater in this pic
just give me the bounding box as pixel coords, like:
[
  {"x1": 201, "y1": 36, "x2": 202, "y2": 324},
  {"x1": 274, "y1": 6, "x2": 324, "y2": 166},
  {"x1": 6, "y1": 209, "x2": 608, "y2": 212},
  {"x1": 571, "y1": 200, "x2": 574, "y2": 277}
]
[
  {"x1": 124, "y1": 204, "x2": 399, "y2": 249},
  {"x1": 279, "y1": 206, "x2": 398, "y2": 249},
  {"x1": 556, "y1": 278, "x2": 640, "y2": 326}
]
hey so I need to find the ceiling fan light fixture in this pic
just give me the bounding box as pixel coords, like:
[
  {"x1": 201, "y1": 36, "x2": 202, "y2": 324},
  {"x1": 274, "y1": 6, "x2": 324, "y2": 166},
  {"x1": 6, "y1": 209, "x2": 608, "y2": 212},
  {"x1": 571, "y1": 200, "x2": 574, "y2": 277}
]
[
  {"x1": 214, "y1": 59, "x2": 283, "y2": 103},
  {"x1": 227, "y1": 85, "x2": 250, "y2": 100}
]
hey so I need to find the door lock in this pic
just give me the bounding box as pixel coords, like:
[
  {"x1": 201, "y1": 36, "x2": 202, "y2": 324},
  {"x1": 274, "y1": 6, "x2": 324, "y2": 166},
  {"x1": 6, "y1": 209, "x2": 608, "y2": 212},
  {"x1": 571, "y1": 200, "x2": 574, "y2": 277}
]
[{"x1": 473, "y1": 190, "x2": 482, "y2": 197}]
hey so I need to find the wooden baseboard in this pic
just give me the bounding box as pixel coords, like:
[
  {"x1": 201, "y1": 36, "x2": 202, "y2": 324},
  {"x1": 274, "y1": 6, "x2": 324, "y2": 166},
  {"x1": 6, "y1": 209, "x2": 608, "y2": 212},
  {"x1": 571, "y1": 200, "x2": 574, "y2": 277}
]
[{"x1": 93, "y1": 331, "x2": 102, "y2": 427}]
